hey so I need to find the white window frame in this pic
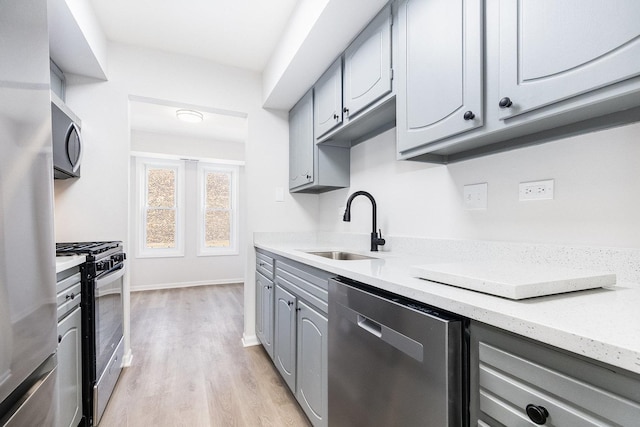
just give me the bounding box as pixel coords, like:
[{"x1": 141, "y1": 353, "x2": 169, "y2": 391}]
[
  {"x1": 136, "y1": 157, "x2": 185, "y2": 258},
  {"x1": 196, "y1": 162, "x2": 239, "y2": 256}
]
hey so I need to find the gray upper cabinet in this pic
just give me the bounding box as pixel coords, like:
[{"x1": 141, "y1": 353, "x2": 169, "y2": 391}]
[
  {"x1": 296, "y1": 300, "x2": 328, "y2": 427},
  {"x1": 289, "y1": 89, "x2": 350, "y2": 194},
  {"x1": 314, "y1": 59, "x2": 343, "y2": 140},
  {"x1": 289, "y1": 90, "x2": 314, "y2": 190},
  {"x1": 397, "y1": 0, "x2": 640, "y2": 162},
  {"x1": 343, "y1": 6, "x2": 392, "y2": 120},
  {"x1": 396, "y1": 0, "x2": 483, "y2": 154},
  {"x1": 497, "y1": 0, "x2": 640, "y2": 120}
]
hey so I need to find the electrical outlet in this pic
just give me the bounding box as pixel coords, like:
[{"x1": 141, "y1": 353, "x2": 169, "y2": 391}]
[
  {"x1": 519, "y1": 179, "x2": 554, "y2": 201},
  {"x1": 463, "y1": 183, "x2": 488, "y2": 210}
]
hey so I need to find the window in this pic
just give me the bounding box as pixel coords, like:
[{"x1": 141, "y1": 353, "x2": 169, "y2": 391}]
[
  {"x1": 197, "y1": 163, "x2": 238, "y2": 256},
  {"x1": 137, "y1": 157, "x2": 185, "y2": 257}
]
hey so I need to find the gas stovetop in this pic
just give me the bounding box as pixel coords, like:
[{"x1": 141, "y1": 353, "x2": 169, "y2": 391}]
[{"x1": 56, "y1": 241, "x2": 122, "y2": 256}]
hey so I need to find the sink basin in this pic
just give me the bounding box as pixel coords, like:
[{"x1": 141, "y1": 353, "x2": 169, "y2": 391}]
[{"x1": 305, "y1": 251, "x2": 376, "y2": 261}]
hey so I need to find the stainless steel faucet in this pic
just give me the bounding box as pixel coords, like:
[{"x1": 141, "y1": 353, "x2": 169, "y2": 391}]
[{"x1": 343, "y1": 191, "x2": 386, "y2": 252}]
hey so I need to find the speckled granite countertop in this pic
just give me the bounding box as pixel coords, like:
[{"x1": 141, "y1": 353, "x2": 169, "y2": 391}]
[{"x1": 254, "y1": 232, "x2": 640, "y2": 375}]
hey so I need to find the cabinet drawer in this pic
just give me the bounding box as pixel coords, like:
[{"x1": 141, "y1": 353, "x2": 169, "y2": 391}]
[
  {"x1": 56, "y1": 271, "x2": 81, "y2": 294},
  {"x1": 276, "y1": 260, "x2": 330, "y2": 313},
  {"x1": 256, "y1": 251, "x2": 274, "y2": 278},
  {"x1": 57, "y1": 282, "x2": 81, "y2": 320},
  {"x1": 479, "y1": 342, "x2": 640, "y2": 426}
]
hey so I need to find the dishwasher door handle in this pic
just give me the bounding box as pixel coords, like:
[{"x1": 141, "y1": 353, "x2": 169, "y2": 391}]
[
  {"x1": 343, "y1": 304, "x2": 423, "y2": 362},
  {"x1": 357, "y1": 314, "x2": 382, "y2": 337}
]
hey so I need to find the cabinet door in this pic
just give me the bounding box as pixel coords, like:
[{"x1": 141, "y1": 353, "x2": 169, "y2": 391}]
[
  {"x1": 343, "y1": 6, "x2": 392, "y2": 120},
  {"x1": 274, "y1": 284, "x2": 297, "y2": 393},
  {"x1": 396, "y1": 0, "x2": 483, "y2": 153},
  {"x1": 57, "y1": 306, "x2": 83, "y2": 427},
  {"x1": 296, "y1": 301, "x2": 328, "y2": 427},
  {"x1": 255, "y1": 272, "x2": 264, "y2": 339},
  {"x1": 314, "y1": 59, "x2": 343, "y2": 140},
  {"x1": 497, "y1": 0, "x2": 640, "y2": 119},
  {"x1": 255, "y1": 272, "x2": 274, "y2": 359},
  {"x1": 289, "y1": 91, "x2": 314, "y2": 190}
]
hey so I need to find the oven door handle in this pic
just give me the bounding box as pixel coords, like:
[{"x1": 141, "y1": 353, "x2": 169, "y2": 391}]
[{"x1": 95, "y1": 265, "x2": 125, "y2": 289}]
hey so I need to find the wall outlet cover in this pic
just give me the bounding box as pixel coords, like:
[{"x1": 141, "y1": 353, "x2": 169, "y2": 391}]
[{"x1": 519, "y1": 179, "x2": 554, "y2": 201}]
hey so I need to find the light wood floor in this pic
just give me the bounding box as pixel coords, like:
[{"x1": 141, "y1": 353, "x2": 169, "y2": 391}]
[{"x1": 100, "y1": 284, "x2": 311, "y2": 427}]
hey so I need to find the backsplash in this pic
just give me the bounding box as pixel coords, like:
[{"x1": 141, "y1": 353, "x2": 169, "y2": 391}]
[{"x1": 255, "y1": 231, "x2": 640, "y2": 286}]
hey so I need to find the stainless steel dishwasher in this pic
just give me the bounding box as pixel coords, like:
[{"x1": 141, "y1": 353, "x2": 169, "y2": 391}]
[{"x1": 328, "y1": 277, "x2": 466, "y2": 427}]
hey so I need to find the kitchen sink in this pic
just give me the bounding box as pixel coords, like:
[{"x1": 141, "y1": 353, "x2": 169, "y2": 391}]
[{"x1": 305, "y1": 251, "x2": 376, "y2": 261}]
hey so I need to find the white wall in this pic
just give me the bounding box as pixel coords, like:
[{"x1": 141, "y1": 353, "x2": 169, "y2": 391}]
[
  {"x1": 317, "y1": 122, "x2": 640, "y2": 249},
  {"x1": 130, "y1": 130, "x2": 245, "y2": 162},
  {"x1": 129, "y1": 130, "x2": 246, "y2": 291},
  {"x1": 55, "y1": 43, "x2": 319, "y2": 353}
]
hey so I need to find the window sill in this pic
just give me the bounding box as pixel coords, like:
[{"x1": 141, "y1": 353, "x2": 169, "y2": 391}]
[{"x1": 196, "y1": 249, "x2": 239, "y2": 257}]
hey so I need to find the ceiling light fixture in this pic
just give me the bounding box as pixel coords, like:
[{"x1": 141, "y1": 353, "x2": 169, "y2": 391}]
[{"x1": 176, "y1": 109, "x2": 203, "y2": 123}]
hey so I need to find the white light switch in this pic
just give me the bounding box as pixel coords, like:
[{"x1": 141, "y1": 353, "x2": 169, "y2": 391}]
[
  {"x1": 463, "y1": 183, "x2": 488, "y2": 210},
  {"x1": 275, "y1": 187, "x2": 285, "y2": 202}
]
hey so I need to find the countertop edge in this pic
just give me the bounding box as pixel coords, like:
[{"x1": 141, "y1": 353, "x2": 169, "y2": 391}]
[
  {"x1": 56, "y1": 255, "x2": 86, "y2": 273},
  {"x1": 255, "y1": 242, "x2": 640, "y2": 376}
]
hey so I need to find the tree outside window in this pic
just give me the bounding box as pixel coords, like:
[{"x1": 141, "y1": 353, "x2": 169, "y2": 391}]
[
  {"x1": 198, "y1": 164, "x2": 238, "y2": 256},
  {"x1": 137, "y1": 158, "x2": 184, "y2": 258},
  {"x1": 146, "y1": 168, "x2": 177, "y2": 249}
]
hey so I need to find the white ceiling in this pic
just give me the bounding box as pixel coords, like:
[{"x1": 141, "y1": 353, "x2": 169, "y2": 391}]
[
  {"x1": 89, "y1": 0, "x2": 298, "y2": 72},
  {"x1": 89, "y1": 0, "x2": 291, "y2": 141},
  {"x1": 129, "y1": 100, "x2": 247, "y2": 143},
  {"x1": 87, "y1": 0, "x2": 386, "y2": 140}
]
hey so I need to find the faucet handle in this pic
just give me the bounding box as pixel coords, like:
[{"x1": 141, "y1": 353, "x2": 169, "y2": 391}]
[{"x1": 375, "y1": 229, "x2": 386, "y2": 246}]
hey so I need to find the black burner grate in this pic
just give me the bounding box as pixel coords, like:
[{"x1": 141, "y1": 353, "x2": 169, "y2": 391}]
[{"x1": 56, "y1": 241, "x2": 122, "y2": 256}]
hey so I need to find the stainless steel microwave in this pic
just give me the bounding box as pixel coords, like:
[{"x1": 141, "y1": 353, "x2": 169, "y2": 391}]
[{"x1": 52, "y1": 99, "x2": 82, "y2": 179}]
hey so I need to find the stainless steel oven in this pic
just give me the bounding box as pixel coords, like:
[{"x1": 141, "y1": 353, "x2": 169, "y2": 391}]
[
  {"x1": 92, "y1": 252, "x2": 125, "y2": 426},
  {"x1": 56, "y1": 241, "x2": 126, "y2": 426}
]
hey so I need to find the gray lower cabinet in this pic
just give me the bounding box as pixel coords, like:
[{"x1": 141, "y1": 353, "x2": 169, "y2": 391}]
[
  {"x1": 271, "y1": 256, "x2": 330, "y2": 427},
  {"x1": 56, "y1": 267, "x2": 83, "y2": 427},
  {"x1": 256, "y1": 251, "x2": 275, "y2": 359},
  {"x1": 470, "y1": 321, "x2": 640, "y2": 426},
  {"x1": 274, "y1": 284, "x2": 297, "y2": 392},
  {"x1": 56, "y1": 306, "x2": 82, "y2": 427},
  {"x1": 295, "y1": 300, "x2": 327, "y2": 427},
  {"x1": 255, "y1": 271, "x2": 274, "y2": 359}
]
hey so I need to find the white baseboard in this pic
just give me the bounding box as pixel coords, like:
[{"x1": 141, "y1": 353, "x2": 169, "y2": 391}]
[
  {"x1": 122, "y1": 349, "x2": 133, "y2": 367},
  {"x1": 131, "y1": 278, "x2": 244, "y2": 292},
  {"x1": 242, "y1": 334, "x2": 260, "y2": 347}
]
